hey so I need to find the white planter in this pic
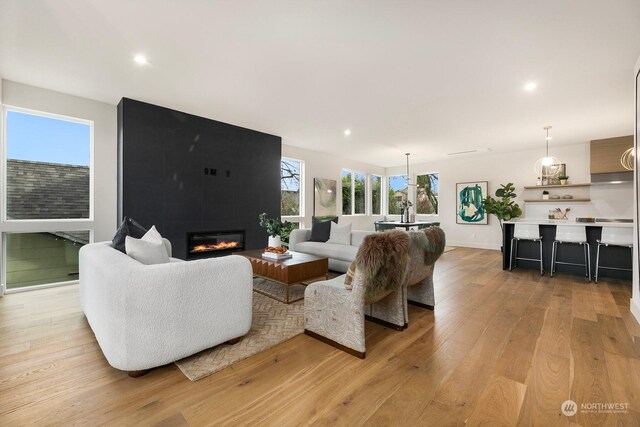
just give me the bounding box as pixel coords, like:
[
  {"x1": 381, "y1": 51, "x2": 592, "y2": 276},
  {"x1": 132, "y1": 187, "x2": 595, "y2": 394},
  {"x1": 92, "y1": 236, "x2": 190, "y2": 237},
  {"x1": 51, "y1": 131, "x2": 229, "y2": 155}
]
[
  {"x1": 560, "y1": 179, "x2": 567, "y2": 185},
  {"x1": 542, "y1": 194, "x2": 549, "y2": 200},
  {"x1": 268, "y1": 235, "x2": 282, "y2": 248}
]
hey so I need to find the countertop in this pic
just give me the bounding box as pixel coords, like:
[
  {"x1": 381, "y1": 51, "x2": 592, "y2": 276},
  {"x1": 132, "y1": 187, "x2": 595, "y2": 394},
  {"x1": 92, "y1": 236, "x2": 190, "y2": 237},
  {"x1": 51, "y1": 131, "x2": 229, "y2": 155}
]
[{"x1": 504, "y1": 219, "x2": 634, "y2": 228}]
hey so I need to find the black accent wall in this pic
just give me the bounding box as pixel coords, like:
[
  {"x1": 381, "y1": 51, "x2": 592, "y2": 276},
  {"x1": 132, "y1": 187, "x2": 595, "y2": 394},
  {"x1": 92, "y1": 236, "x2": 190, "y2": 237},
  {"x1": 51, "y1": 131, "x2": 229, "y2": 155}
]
[{"x1": 117, "y1": 98, "x2": 281, "y2": 259}]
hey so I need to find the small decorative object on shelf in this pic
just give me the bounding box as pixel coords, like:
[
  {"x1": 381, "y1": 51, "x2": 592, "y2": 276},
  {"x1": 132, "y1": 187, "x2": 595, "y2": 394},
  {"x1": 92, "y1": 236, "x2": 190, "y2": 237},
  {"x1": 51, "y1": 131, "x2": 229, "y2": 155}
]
[
  {"x1": 559, "y1": 175, "x2": 569, "y2": 185},
  {"x1": 553, "y1": 207, "x2": 571, "y2": 220},
  {"x1": 536, "y1": 177, "x2": 542, "y2": 186},
  {"x1": 542, "y1": 177, "x2": 548, "y2": 186},
  {"x1": 542, "y1": 190, "x2": 550, "y2": 200}
]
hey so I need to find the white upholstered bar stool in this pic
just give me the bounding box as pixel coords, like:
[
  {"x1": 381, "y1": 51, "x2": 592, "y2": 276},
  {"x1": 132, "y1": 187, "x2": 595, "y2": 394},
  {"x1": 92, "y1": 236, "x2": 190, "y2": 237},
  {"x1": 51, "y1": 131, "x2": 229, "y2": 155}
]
[
  {"x1": 595, "y1": 226, "x2": 633, "y2": 283},
  {"x1": 509, "y1": 223, "x2": 544, "y2": 275},
  {"x1": 551, "y1": 225, "x2": 591, "y2": 281}
]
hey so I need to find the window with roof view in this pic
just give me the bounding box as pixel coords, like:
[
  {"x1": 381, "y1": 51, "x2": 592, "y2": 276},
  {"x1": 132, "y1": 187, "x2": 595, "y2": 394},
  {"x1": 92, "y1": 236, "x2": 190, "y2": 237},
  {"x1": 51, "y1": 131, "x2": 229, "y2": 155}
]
[
  {"x1": 2, "y1": 108, "x2": 93, "y2": 292},
  {"x1": 5, "y1": 110, "x2": 91, "y2": 220}
]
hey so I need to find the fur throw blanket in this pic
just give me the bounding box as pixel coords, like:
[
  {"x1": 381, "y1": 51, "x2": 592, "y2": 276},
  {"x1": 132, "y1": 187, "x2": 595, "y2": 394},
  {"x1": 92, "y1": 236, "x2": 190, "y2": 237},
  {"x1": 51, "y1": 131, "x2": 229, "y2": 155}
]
[
  {"x1": 355, "y1": 230, "x2": 410, "y2": 302},
  {"x1": 409, "y1": 226, "x2": 446, "y2": 265}
]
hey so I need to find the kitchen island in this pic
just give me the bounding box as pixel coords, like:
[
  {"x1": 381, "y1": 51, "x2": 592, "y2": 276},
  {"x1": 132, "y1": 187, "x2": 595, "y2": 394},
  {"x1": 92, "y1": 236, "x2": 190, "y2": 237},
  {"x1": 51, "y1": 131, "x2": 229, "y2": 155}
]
[{"x1": 502, "y1": 219, "x2": 633, "y2": 280}]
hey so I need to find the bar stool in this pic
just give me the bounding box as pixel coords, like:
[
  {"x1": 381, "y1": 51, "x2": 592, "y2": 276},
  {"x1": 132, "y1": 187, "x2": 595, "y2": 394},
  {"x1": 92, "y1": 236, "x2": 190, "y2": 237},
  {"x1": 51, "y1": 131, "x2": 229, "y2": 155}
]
[
  {"x1": 551, "y1": 225, "x2": 591, "y2": 281},
  {"x1": 595, "y1": 226, "x2": 633, "y2": 283},
  {"x1": 509, "y1": 223, "x2": 544, "y2": 275}
]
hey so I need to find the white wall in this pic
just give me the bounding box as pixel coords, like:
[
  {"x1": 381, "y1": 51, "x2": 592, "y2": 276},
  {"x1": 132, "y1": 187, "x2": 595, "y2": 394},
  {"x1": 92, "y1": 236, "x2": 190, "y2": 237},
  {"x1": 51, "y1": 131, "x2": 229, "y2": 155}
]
[
  {"x1": 1, "y1": 80, "x2": 117, "y2": 242},
  {"x1": 282, "y1": 144, "x2": 385, "y2": 231},
  {"x1": 386, "y1": 142, "x2": 634, "y2": 250}
]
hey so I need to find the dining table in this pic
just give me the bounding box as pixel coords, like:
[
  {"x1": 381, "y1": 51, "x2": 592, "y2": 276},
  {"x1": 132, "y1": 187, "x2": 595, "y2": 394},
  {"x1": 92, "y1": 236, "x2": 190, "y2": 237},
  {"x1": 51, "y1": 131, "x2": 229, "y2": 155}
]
[{"x1": 375, "y1": 221, "x2": 440, "y2": 230}]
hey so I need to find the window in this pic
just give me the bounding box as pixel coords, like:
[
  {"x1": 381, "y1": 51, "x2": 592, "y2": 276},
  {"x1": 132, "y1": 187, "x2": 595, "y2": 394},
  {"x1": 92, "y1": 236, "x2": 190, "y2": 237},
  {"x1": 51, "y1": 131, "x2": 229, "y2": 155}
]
[
  {"x1": 416, "y1": 173, "x2": 439, "y2": 215},
  {"x1": 371, "y1": 175, "x2": 382, "y2": 215},
  {"x1": 354, "y1": 172, "x2": 366, "y2": 214},
  {"x1": 2, "y1": 107, "x2": 94, "y2": 292},
  {"x1": 5, "y1": 110, "x2": 91, "y2": 220},
  {"x1": 5, "y1": 231, "x2": 89, "y2": 290},
  {"x1": 388, "y1": 175, "x2": 408, "y2": 215},
  {"x1": 341, "y1": 170, "x2": 352, "y2": 215},
  {"x1": 281, "y1": 158, "x2": 302, "y2": 217},
  {"x1": 342, "y1": 169, "x2": 367, "y2": 215}
]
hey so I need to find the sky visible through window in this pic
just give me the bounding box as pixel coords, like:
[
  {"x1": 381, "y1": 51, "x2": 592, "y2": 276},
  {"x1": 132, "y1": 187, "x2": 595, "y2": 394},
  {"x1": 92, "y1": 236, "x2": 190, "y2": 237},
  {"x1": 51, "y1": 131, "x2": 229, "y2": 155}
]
[
  {"x1": 389, "y1": 175, "x2": 408, "y2": 191},
  {"x1": 281, "y1": 159, "x2": 300, "y2": 191},
  {"x1": 6, "y1": 111, "x2": 90, "y2": 166}
]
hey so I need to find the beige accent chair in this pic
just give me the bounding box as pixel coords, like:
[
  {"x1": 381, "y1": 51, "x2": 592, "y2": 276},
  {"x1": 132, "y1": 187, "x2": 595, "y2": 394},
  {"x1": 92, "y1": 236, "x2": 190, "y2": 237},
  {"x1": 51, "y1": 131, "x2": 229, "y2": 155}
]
[{"x1": 304, "y1": 227, "x2": 445, "y2": 358}]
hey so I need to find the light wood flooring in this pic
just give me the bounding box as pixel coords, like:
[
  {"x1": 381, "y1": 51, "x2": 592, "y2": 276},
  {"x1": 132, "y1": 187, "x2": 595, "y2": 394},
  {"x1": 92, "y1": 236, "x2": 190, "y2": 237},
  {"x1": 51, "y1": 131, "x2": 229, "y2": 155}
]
[{"x1": 1, "y1": 247, "x2": 639, "y2": 426}]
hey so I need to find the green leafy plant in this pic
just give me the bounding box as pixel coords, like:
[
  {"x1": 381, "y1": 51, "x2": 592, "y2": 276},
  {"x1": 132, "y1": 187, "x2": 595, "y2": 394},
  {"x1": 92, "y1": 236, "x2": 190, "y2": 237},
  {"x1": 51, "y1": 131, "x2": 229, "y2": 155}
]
[
  {"x1": 542, "y1": 190, "x2": 549, "y2": 195},
  {"x1": 481, "y1": 183, "x2": 522, "y2": 234},
  {"x1": 558, "y1": 175, "x2": 569, "y2": 180},
  {"x1": 258, "y1": 213, "x2": 293, "y2": 237}
]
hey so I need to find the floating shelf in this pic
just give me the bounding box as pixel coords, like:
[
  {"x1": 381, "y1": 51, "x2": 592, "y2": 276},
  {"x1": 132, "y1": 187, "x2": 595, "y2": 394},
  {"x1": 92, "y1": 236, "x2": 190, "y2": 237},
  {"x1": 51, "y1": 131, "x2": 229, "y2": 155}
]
[
  {"x1": 523, "y1": 198, "x2": 591, "y2": 202},
  {"x1": 523, "y1": 183, "x2": 591, "y2": 189}
]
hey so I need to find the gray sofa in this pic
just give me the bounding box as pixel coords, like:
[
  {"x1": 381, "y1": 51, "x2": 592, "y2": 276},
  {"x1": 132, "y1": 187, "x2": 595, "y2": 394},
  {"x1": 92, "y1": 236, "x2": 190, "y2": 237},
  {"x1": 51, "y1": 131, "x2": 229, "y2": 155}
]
[{"x1": 289, "y1": 229, "x2": 373, "y2": 272}]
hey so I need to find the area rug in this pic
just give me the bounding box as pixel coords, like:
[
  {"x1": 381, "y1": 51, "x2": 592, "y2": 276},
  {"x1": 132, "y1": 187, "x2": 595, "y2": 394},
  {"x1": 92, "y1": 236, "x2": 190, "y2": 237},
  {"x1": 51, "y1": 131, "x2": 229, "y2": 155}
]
[{"x1": 175, "y1": 279, "x2": 305, "y2": 381}]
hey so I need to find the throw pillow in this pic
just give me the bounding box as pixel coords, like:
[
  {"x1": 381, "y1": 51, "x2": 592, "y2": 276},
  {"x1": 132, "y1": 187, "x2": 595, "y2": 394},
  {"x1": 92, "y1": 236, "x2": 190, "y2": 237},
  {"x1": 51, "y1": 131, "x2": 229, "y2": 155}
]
[
  {"x1": 326, "y1": 222, "x2": 352, "y2": 245},
  {"x1": 344, "y1": 260, "x2": 357, "y2": 290},
  {"x1": 309, "y1": 216, "x2": 338, "y2": 242},
  {"x1": 112, "y1": 217, "x2": 148, "y2": 253},
  {"x1": 125, "y1": 225, "x2": 170, "y2": 265}
]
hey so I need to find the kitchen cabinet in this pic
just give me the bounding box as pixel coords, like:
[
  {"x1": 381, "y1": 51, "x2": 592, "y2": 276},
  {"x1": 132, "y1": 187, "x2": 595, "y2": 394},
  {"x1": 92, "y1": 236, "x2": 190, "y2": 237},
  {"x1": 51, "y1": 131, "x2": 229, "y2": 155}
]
[{"x1": 590, "y1": 135, "x2": 633, "y2": 174}]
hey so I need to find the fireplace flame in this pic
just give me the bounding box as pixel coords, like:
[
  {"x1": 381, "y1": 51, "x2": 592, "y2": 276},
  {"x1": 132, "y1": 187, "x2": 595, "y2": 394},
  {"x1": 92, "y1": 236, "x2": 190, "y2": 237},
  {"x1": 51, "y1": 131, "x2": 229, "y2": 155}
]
[{"x1": 191, "y1": 241, "x2": 240, "y2": 253}]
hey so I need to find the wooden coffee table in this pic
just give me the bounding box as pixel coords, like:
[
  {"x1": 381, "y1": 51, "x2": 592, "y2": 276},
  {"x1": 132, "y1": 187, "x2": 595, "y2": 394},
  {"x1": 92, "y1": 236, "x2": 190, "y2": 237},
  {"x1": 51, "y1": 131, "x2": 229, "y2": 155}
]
[{"x1": 236, "y1": 250, "x2": 329, "y2": 304}]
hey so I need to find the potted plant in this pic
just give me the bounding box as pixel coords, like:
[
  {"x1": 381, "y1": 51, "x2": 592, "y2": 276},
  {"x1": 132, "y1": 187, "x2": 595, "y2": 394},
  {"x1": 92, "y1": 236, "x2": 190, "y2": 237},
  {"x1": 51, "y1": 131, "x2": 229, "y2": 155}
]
[
  {"x1": 558, "y1": 175, "x2": 569, "y2": 185},
  {"x1": 258, "y1": 213, "x2": 293, "y2": 248},
  {"x1": 542, "y1": 190, "x2": 550, "y2": 200},
  {"x1": 481, "y1": 183, "x2": 523, "y2": 240}
]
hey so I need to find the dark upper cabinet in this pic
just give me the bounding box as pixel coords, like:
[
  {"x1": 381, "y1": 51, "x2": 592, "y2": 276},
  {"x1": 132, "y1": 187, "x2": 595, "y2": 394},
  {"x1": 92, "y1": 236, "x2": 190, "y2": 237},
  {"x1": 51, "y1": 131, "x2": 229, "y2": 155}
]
[{"x1": 117, "y1": 98, "x2": 281, "y2": 258}]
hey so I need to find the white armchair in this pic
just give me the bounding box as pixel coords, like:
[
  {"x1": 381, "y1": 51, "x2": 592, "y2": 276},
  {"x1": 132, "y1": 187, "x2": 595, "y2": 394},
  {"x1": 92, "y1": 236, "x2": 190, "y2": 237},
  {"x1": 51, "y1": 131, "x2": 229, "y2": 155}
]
[{"x1": 79, "y1": 242, "x2": 253, "y2": 375}]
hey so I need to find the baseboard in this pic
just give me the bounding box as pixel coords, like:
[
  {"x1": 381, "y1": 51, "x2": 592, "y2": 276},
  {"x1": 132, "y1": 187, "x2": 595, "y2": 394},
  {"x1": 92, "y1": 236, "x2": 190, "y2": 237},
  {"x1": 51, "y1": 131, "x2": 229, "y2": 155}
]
[
  {"x1": 446, "y1": 240, "x2": 501, "y2": 251},
  {"x1": 631, "y1": 298, "x2": 640, "y2": 325}
]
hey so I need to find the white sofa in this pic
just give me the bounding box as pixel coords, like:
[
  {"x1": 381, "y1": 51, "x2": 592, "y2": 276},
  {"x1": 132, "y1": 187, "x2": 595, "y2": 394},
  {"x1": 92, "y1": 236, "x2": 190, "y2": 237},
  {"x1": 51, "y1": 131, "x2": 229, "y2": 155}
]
[
  {"x1": 79, "y1": 241, "x2": 253, "y2": 374},
  {"x1": 289, "y1": 229, "x2": 373, "y2": 272}
]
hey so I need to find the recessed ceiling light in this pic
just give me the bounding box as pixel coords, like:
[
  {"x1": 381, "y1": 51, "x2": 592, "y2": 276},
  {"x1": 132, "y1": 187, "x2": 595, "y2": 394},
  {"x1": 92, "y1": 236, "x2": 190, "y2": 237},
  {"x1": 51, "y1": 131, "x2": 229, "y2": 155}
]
[
  {"x1": 524, "y1": 82, "x2": 537, "y2": 92},
  {"x1": 134, "y1": 54, "x2": 148, "y2": 65},
  {"x1": 344, "y1": 129, "x2": 351, "y2": 136}
]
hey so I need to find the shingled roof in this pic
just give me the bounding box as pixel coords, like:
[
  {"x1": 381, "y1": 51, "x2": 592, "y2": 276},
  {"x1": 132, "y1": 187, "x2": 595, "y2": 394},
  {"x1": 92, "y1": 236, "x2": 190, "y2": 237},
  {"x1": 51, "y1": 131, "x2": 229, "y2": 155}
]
[{"x1": 6, "y1": 159, "x2": 90, "y2": 220}]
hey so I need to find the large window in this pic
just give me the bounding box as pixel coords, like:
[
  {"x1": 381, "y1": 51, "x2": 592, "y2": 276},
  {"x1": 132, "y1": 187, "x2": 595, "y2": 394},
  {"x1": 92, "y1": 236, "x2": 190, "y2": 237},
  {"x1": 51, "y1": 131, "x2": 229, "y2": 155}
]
[
  {"x1": 2, "y1": 108, "x2": 93, "y2": 292},
  {"x1": 281, "y1": 158, "x2": 302, "y2": 217},
  {"x1": 388, "y1": 175, "x2": 408, "y2": 215},
  {"x1": 5, "y1": 110, "x2": 91, "y2": 220},
  {"x1": 416, "y1": 173, "x2": 439, "y2": 215},
  {"x1": 342, "y1": 169, "x2": 366, "y2": 215},
  {"x1": 371, "y1": 175, "x2": 382, "y2": 215}
]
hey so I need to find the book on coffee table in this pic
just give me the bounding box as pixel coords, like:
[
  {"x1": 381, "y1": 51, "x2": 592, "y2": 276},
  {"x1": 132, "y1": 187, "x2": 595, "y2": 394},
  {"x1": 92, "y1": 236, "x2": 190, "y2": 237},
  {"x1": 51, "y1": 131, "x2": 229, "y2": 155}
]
[{"x1": 262, "y1": 251, "x2": 292, "y2": 260}]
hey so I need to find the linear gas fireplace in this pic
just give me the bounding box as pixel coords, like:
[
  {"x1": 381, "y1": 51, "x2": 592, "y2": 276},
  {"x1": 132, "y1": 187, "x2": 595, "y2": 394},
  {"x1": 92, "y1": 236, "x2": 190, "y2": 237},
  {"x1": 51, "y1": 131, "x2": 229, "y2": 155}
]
[{"x1": 186, "y1": 230, "x2": 245, "y2": 259}]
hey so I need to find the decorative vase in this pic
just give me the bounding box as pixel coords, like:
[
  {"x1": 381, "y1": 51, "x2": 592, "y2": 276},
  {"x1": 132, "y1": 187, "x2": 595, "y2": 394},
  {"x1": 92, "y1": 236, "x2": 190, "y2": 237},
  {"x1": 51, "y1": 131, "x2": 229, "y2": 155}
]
[{"x1": 268, "y1": 235, "x2": 281, "y2": 248}]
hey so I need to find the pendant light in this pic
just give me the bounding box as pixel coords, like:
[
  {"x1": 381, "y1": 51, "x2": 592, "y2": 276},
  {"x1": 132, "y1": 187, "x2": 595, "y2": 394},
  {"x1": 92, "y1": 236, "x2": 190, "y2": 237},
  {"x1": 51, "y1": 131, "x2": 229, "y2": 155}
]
[
  {"x1": 533, "y1": 126, "x2": 561, "y2": 177},
  {"x1": 405, "y1": 153, "x2": 417, "y2": 186},
  {"x1": 621, "y1": 147, "x2": 634, "y2": 170}
]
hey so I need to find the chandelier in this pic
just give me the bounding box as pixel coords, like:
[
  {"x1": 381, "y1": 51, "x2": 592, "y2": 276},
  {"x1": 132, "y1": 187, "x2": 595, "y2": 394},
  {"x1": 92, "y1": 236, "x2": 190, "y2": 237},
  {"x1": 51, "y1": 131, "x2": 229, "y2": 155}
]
[{"x1": 533, "y1": 126, "x2": 561, "y2": 177}]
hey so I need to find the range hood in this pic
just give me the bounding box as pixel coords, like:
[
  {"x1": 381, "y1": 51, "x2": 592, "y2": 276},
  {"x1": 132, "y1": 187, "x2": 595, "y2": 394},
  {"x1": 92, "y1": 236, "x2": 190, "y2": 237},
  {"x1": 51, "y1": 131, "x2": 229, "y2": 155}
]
[{"x1": 591, "y1": 171, "x2": 633, "y2": 185}]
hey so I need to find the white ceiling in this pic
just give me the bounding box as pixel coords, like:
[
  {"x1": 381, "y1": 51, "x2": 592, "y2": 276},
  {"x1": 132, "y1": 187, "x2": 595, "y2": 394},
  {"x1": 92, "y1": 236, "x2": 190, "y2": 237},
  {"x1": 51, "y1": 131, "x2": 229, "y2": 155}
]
[{"x1": 1, "y1": 0, "x2": 639, "y2": 167}]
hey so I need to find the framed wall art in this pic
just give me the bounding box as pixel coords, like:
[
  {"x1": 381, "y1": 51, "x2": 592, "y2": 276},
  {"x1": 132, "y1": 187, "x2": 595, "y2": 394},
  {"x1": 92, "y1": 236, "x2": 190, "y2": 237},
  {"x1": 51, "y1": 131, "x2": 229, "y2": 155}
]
[
  {"x1": 314, "y1": 178, "x2": 337, "y2": 218},
  {"x1": 456, "y1": 181, "x2": 488, "y2": 225}
]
